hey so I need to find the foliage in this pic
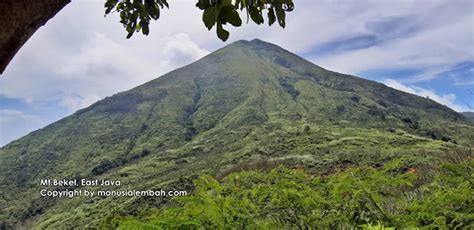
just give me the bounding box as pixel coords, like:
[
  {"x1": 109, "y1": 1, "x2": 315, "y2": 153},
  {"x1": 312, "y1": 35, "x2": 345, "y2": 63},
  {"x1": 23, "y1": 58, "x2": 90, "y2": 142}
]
[
  {"x1": 112, "y1": 153, "x2": 474, "y2": 229},
  {"x1": 104, "y1": 0, "x2": 294, "y2": 40},
  {"x1": 462, "y1": 112, "x2": 474, "y2": 122}
]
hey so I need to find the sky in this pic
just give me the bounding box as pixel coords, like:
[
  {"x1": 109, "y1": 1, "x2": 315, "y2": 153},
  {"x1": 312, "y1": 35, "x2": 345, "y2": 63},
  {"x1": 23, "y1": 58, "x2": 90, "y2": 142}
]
[{"x1": 0, "y1": 0, "x2": 473, "y2": 146}]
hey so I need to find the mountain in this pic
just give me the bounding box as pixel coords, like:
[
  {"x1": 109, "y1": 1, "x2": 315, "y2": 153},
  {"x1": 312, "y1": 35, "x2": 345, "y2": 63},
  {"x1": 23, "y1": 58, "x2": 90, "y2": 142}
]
[
  {"x1": 1, "y1": 39, "x2": 473, "y2": 228},
  {"x1": 462, "y1": 112, "x2": 474, "y2": 122}
]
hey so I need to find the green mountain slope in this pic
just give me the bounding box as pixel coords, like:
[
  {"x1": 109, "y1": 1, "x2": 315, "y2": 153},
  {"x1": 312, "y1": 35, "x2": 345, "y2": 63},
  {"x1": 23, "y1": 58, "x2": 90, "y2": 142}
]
[
  {"x1": 462, "y1": 112, "x2": 474, "y2": 122},
  {"x1": 0, "y1": 39, "x2": 473, "y2": 228}
]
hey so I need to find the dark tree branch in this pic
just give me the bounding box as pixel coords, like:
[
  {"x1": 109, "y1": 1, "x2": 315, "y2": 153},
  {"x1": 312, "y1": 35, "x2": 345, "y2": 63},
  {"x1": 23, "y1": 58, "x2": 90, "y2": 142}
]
[{"x1": 0, "y1": 0, "x2": 71, "y2": 74}]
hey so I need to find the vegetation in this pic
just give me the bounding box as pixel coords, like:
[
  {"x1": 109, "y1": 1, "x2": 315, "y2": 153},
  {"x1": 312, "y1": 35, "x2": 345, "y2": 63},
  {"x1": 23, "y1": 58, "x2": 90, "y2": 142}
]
[
  {"x1": 462, "y1": 112, "x2": 474, "y2": 123},
  {"x1": 105, "y1": 149, "x2": 473, "y2": 229},
  {"x1": 104, "y1": 0, "x2": 294, "y2": 40},
  {"x1": 0, "y1": 40, "x2": 472, "y2": 228}
]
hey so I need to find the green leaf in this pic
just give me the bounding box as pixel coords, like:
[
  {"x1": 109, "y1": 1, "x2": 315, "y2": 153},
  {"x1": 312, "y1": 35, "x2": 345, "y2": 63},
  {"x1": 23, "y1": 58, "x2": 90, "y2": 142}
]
[
  {"x1": 221, "y1": 0, "x2": 232, "y2": 6},
  {"x1": 104, "y1": 0, "x2": 118, "y2": 15},
  {"x1": 105, "y1": 7, "x2": 113, "y2": 15},
  {"x1": 162, "y1": 0, "x2": 169, "y2": 8},
  {"x1": 216, "y1": 23, "x2": 229, "y2": 41},
  {"x1": 267, "y1": 7, "x2": 276, "y2": 26},
  {"x1": 202, "y1": 6, "x2": 217, "y2": 30},
  {"x1": 141, "y1": 20, "x2": 150, "y2": 35},
  {"x1": 104, "y1": 0, "x2": 118, "y2": 8},
  {"x1": 221, "y1": 6, "x2": 242, "y2": 27},
  {"x1": 275, "y1": 5, "x2": 286, "y2": 28},
  {"x1": 249, "y1": 6, "x2": 263, "y2": 24},
  {"x1": 148, "y1": 3, "x2": 160, "y2": 20},
  {"x1": 195, "y1": 0, "x2": 209, "y2": 10},
  {"x1": 126, "y1": 30, "x2": 134, "y2": 39}
]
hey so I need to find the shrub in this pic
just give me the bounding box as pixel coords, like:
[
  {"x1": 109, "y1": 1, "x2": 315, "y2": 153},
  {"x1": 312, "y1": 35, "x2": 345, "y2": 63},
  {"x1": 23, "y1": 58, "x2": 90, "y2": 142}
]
[
  {"x1": 140, "y1": 149, "x2": 151, "y2": 157},
  {"x1": 113, "y1": 153, "x2": 474, "y2": 229},
  {"x1": 336, "y1": 105, "x2": 346, "y2": 114},
  {"x1": 215, "y1": 157, "x2": 288, "y2": 180},
  {"x1": 351, "y1": 95, "x2": 360, "y2": 103},
  {"x1": 91, "y1": 159, "x2": 116, "y2": 175}
]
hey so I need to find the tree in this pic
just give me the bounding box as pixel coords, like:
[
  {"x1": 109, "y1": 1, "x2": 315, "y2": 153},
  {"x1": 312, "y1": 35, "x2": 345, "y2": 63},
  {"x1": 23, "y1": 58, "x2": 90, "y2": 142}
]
[{"x1": 104, "y1": 0, "x2": 294, "y2": 41}]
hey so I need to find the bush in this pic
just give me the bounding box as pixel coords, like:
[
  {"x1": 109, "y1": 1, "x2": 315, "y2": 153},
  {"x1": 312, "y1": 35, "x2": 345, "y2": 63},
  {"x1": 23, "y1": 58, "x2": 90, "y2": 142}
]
[
  {"x1": 304, "y1": 125, "x2": 311, "y2": 133},
  {"x1": 140, "y1": 149, "x2": 150, "y2": 157},
  {"x1": 215, "y1": 158, "x2": 288, "y2": 180},
  {"x1": 113, "y1": 153, "x2": 474, "y2": 229},
  {"x1": 351, "y1": 95, "x2": 360, "y2": 103},
  {"x1": 336, "y1": 105, "x2": 346, "y2": 114},
  {"x1": 91, "y1": 159, "x2": 116, "y2": 175},
  {"x1": 278, "y1": 77, "x2": 300, "y2": 99}
]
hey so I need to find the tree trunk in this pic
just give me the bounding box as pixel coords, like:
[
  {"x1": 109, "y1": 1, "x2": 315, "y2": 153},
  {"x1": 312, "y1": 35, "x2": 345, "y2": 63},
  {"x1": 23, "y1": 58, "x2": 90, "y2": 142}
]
[{"x1": 0, "y1": 0, "x2": 71, "y2": 74}]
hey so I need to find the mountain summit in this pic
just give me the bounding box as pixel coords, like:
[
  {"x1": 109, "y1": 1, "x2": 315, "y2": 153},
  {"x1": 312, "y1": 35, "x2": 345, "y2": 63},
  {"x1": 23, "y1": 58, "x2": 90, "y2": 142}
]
[{"x1": 1, "y1": 39, "x2": 473, "y2": 228}]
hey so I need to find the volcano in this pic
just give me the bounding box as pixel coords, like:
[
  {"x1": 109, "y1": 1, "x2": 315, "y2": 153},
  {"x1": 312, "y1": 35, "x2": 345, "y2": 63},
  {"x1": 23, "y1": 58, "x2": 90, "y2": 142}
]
[{"x1": 1, "y1": 39, "x2": 472, "y2": 228}]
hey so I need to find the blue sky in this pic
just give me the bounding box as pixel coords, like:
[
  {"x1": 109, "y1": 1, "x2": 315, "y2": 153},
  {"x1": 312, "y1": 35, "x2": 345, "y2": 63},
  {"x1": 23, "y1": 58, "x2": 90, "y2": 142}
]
[{"x1": 0, "y1": 0, "x2": 473, "y2": 146}]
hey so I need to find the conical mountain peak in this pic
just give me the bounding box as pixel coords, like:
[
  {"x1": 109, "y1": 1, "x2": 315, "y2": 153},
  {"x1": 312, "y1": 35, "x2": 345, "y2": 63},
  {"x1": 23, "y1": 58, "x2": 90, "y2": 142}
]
[
  {"x1": 229, "y1": 38, "x2": 276, "y2": 48},
  {"x1": 214, "y1": 38, "x2": 292, "y2": 56},
  {"x1": 191, "y1": 38, "x2": 325, "y2": 80}
]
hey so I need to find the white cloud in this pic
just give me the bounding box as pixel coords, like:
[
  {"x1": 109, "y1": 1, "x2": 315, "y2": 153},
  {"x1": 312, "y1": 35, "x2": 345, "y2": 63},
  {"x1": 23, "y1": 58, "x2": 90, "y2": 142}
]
[
  {"x1": 0, "y1": 109, "x2": 39, "y2": 125},
  {"x1": 52, "y1": 31, "x2": 208, "y2": 112},
  {"x1": 56, "y1": 32, "x2": 208, "y2": 81},
  {"x1": 454, "y1": 80, "x2": 474, "y2": 86},
  {"x1": 0, "y1": 109, "x2": 42, "y2": 146},
  {"x1": 162, "y1": 33, "x2": 210, "y2": 64},
  {"x1": 313, "y1": 1, "x2": 474, "y2": 81},
  {"x1": 383, "y1": 79, "x2": 470, "y2": 112},
  {"x1": 59, "y1": 93, "x2": 102, "y2": 112},
  {"x1": 0, "y1": 1, "x2": 209, "y2": 113},
  {"x1": 313, "y1": 2, "x2": 474, "y2": 77}
]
